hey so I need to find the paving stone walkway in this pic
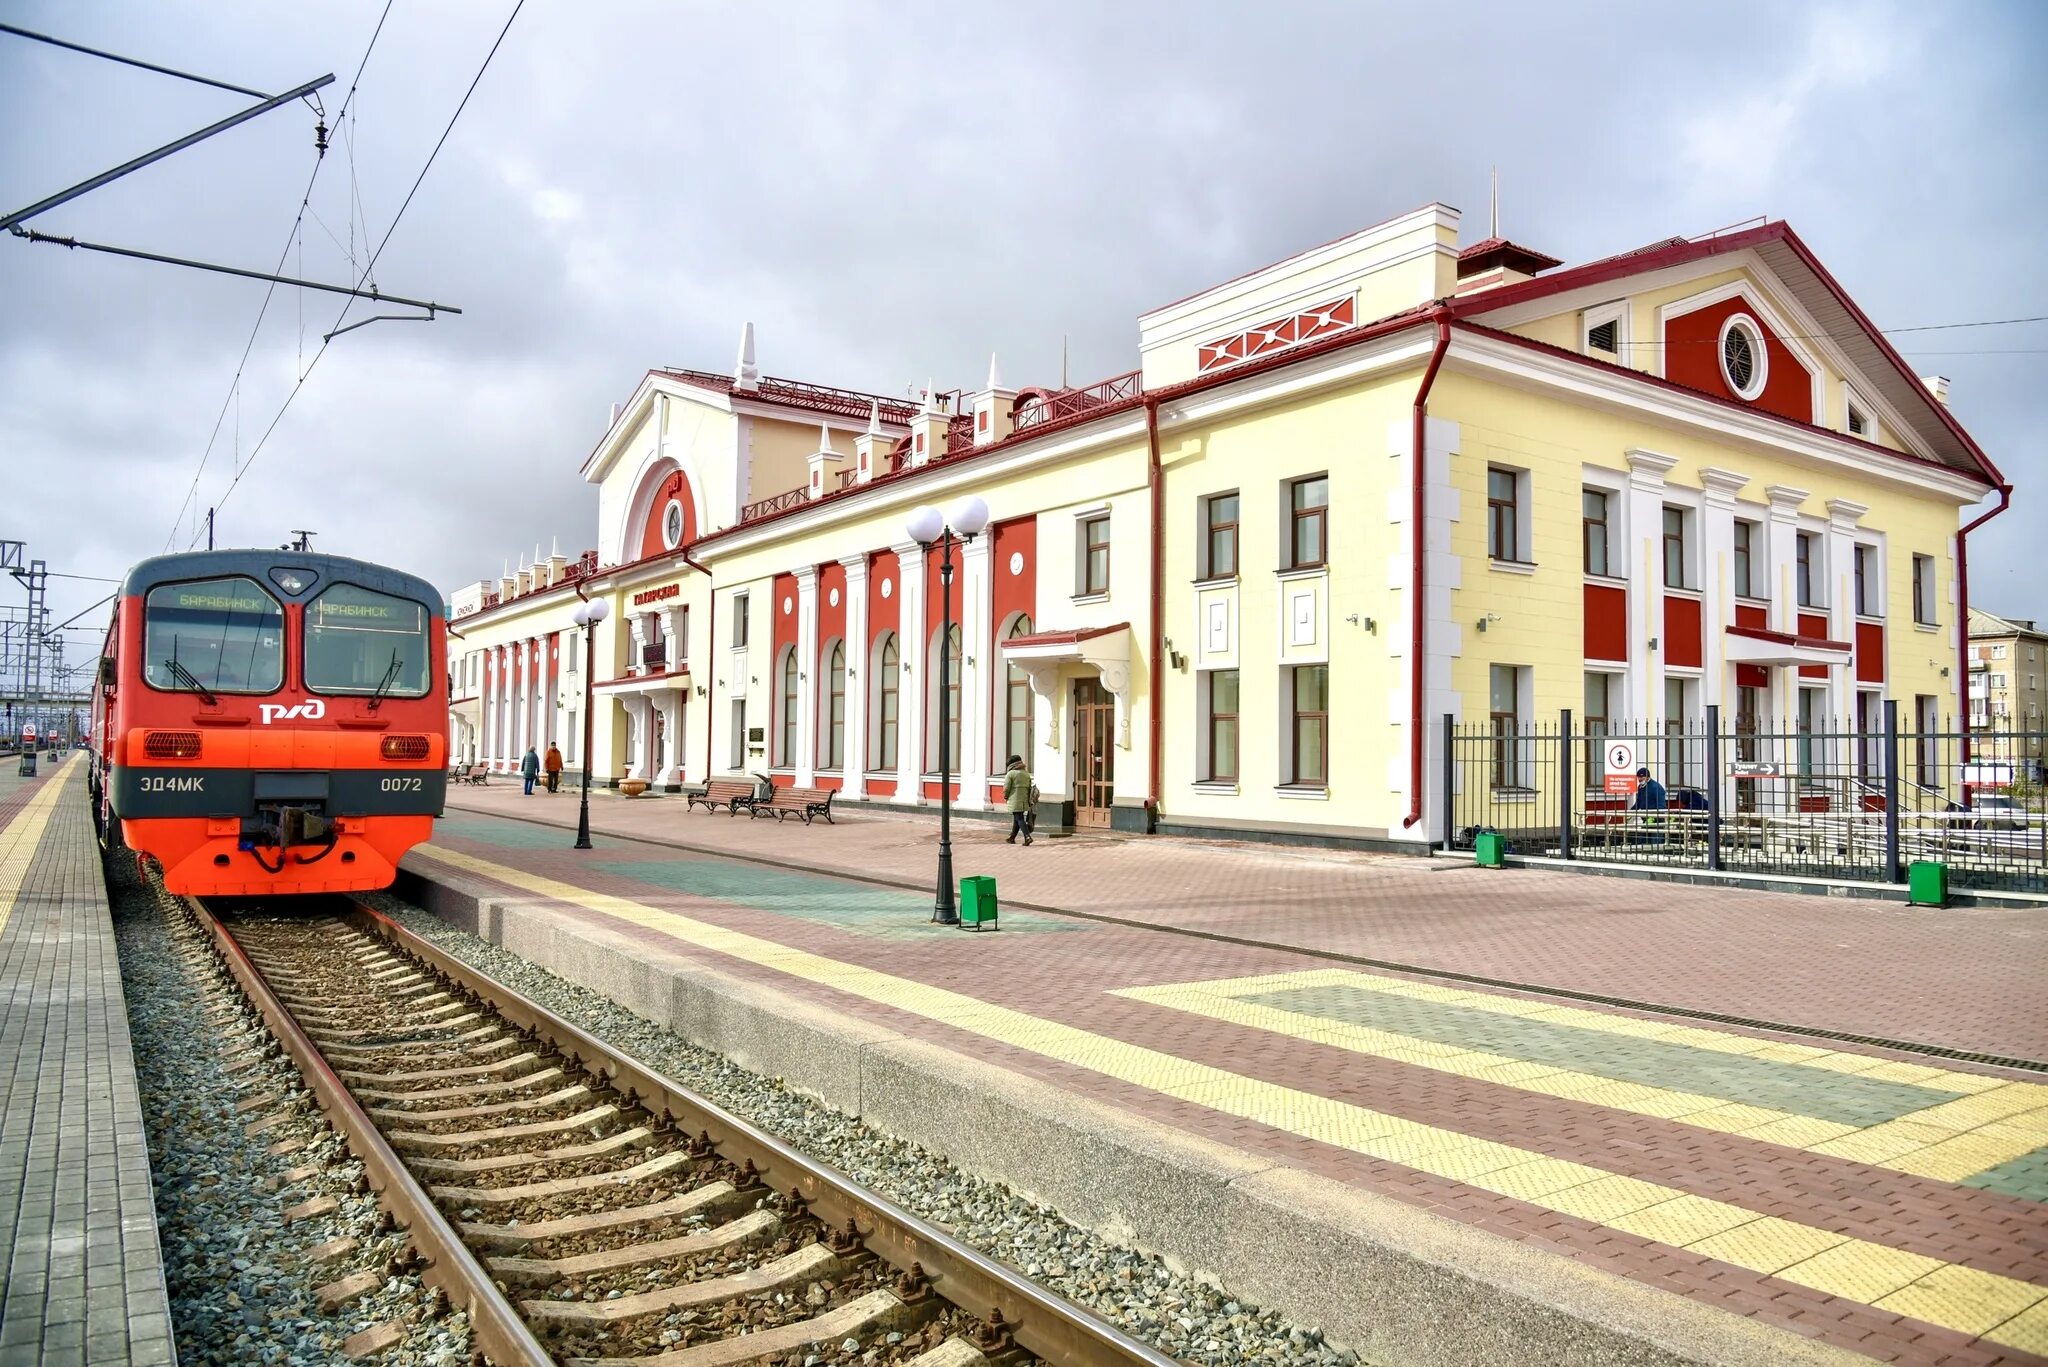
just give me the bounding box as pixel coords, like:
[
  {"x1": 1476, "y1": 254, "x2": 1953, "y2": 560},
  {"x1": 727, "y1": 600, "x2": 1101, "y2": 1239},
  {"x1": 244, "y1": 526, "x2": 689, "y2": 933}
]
[{"x1": 0, "y1": 757, "x2": 174, "y2": 1366}]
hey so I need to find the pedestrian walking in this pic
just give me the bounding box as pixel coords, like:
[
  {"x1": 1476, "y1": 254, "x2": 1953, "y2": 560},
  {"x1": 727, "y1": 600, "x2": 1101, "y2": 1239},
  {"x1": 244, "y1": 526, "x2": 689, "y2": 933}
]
[
  {"x1": 544, "y1": 742, "x2": 563, "y2": 794},
  {"x1": 1002, "y1": 754, "x2": 1035, "y2": 846},
  {"x1": 520, "y1": 745, "x2": 540, "y2": 796}
]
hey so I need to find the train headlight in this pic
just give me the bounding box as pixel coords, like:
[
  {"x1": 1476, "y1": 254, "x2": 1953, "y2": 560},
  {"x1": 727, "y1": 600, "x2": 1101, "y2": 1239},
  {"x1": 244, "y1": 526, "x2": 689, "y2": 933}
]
[
  {"x1": 143, "y1": 731, "x2": 202, "y2": 760},
  {"x1": 380, "y1": 735, "x2": 431, "y2": 761}
]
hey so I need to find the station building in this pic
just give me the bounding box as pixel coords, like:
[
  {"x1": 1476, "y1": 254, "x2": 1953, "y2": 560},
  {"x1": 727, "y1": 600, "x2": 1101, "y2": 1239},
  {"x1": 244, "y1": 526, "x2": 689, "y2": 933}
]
[{"x1": 445, "y1": 203, "x2": 2009, "y2": 850}]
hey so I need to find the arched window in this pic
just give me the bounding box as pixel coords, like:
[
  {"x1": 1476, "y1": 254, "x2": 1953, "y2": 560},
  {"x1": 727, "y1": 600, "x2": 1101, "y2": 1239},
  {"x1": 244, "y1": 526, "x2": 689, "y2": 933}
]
[
  {"x1": 873, "y1": 634, "x2": 899, "y2": 770},
  {"x1": 777, "y1": 648, "x2": 798, "y2": 767},
  {"x1": 820, "y1": 641, "x2": 845, "y2": 770},
  {"x1": 930, "y1": 624, "x2": 962, "y2": 771},
  {"x1": 1004, "y1": 615, "x2": 1034, "y2": 764}
]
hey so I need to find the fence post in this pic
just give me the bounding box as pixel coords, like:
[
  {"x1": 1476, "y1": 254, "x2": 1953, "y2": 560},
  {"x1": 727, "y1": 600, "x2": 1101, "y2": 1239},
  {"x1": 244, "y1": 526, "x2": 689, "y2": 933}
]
[
  {"x1": 1884, "y1": 698, "x2": 1902, "y2": 883},
  {"x1": 1558, "y1": 708, "x2": 1574, "y2": 861},
  {"x1": 1705, "y1": 704, "x2": 1723, "y2": 871},
  {"x1": 1440, "y1": 712, "x2": 1455, "y2": 852}
]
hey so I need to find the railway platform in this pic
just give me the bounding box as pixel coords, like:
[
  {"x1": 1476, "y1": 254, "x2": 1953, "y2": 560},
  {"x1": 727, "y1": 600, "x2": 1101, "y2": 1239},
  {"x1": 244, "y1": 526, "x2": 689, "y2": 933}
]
[
  {"x1": 412, "y1": 787, "x2": 2048, "y2": 1367},
  {"x1": 0, "y1": 755, "x2": 174, "y2": 1367}
]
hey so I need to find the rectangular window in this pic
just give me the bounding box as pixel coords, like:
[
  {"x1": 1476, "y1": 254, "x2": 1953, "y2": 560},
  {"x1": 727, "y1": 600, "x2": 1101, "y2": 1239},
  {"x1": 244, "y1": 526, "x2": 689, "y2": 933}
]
[
  {"x1": 1993, "y1": 644, "x2": 2007, "y2": 660},
  {"x1": 1663, "y1": 676, "x2": 1698, "y2": 788},
  {"x1": 1205, "y1": 670, "x2": 1239, "y2": 783},
  {"x1": 1488, "y1": 468, "x2": 1522, "y2": 563},
  {"x1": 1796, "y1": 532, "x2": 1818, "y2": 607},
  {"x1": 1203, "y1": 493, "x2": 1239, "y2": 580},
  {"x1": 731, "y1": 593, "x2": 750, "y2": 647},
  {"x1": 1847, "y1": 401, "x2": 1867, "y2": 437},
  {"x1": 1854, "y1": 544, "x2": 1877, "y2": 617},
  {"x1": 1733, "y1": 520, "x2": 1759, "y2": 598},
  {"x1": 1661, "y1": 506, "x2": 1689, "y2": 589},
  {"x1": 1587, "y1": 318, "x2": 1618, "y2": 354},
  {"x1": 1289, "y1": 664, "x2": 1327, "y2": 787},
  {"x1": 1914, "y1": 693, "x2": 1939, "y2": 788},
  {"x1": 1289, "y1": 476, "x2": 1328, "y2": 569},
  {"x1": 730, "y1": 698, "x2": 747, "y2": 769},
  {"x1": 1797, "y1": 686, "x2": 1824, "y2": 782},
  {"x1": 1583, "y1": 301, "x2": 1625, "y2": 357},
  {"x1": 1582, "y1": 489, "x2": 1611, "y2": 577},
  {"x1": 1912, "y1": 554, "x2": 1935, "y2": 625},
  {"x1": 1583, "y1": 672, "x2": 1611, "y2": 785},
  {"x1": 1080, "y1": 515, "x2": 1110, "y2": 596},
  {"x1": 1490, "y1": 664, "x2": 1526, "y2": 789}
]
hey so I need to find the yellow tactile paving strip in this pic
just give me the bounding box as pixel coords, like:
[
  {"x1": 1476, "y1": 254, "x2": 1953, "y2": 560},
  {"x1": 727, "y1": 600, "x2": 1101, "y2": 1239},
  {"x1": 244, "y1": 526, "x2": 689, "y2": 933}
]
[
  {"x1": 0, "y1": 756, "x2": 80, "y2": 938},
  {"x1": 414, "y1": 842, "x2": 2048, "y2": 1355},
  {"x1": 1115, "y1": 970, "x2": 2048, "y2": 1186}
]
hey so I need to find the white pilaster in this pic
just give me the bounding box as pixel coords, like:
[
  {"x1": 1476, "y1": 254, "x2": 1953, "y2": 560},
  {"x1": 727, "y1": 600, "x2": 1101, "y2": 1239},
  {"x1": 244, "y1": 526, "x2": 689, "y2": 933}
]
[
  {"x1": 794, "y1": 567, "x2": 820, "y2": 786},
  {"x1": 1624, "y1": 448, "x2": 1679, "y2": 725},
  {"x1": 1698, "y1": 468, "x2": 1749, "y2": 716},
  {"x1": 958, "y1": 534, "x2": 994, "y2": 809},
  {"x1": 621, "y1": 694, "x2": 651, "y2": 781},
  {"x1": 653, "y1": 692, "x2": 682, "y2": 787},
  {"x1": 1764, "y1": 486, "x2": 1809, "y2": 734},
  {"x1": 893, "y1": 542, "x2": 926, "y2": 801},
  {"x1": 512, "y1": 643, "x2": 528, "y2": 763},
  {"x1": 483, "y1": 650, "x2": 498, "y2": 766},
  {"x1": 841, "y1": 556, "x2": 869, "y2": 790}
]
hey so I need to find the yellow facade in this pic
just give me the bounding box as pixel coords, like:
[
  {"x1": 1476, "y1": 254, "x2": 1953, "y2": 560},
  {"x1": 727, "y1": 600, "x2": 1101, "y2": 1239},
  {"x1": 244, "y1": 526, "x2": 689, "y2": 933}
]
[{"x1": 447, "y1": 205, "x2": 2005, "y2": 853}]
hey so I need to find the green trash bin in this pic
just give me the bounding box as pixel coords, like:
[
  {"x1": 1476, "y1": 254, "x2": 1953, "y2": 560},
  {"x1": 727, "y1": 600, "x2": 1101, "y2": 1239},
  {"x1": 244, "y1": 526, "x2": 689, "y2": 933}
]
[
  {"x1": 1907, "y1": 860, "x2": 1947, "y2": 908},
  {"x1": 1474, "y1": 831, "x2": 1506, "y2": 868},
  {"x1": 959, "y1": 875, "x2": 998, "y2": 930}
]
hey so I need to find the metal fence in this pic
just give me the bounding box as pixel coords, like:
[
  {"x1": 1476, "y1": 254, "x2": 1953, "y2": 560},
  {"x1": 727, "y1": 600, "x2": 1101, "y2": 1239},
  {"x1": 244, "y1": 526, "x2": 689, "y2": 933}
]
[{"x1": 1444, "y1": 705, "x2": 2048, "y2": 893}]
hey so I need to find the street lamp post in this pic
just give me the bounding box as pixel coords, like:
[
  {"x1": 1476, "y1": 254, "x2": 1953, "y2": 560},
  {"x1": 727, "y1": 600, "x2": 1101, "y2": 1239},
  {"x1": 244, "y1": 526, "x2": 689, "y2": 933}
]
[
  {"x1": 906, "y1": 495, "x2": 990, "y2": 926},
  {"x1": 570, "y1": 596, "x2": 611, "y2": 849}
]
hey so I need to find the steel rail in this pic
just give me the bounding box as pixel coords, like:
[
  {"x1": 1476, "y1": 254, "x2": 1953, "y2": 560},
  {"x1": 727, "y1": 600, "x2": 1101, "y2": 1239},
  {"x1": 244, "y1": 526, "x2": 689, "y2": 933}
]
[
  {"x1": 182, "y1": 896, "x2": 554, "y2": 1367},
  {"x1": 344, "y1": 898, "x2": 1186, "y2": 1367}
]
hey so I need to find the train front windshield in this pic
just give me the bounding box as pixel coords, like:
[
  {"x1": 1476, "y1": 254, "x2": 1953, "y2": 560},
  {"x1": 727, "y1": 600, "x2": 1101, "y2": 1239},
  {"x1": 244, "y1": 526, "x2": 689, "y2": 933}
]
[
  {"x1": 304, "y1": 584, "x2": 432, "y2": 697},
  {"x1": 143, "y1": 577, "x2": 286, "y2": 694}
]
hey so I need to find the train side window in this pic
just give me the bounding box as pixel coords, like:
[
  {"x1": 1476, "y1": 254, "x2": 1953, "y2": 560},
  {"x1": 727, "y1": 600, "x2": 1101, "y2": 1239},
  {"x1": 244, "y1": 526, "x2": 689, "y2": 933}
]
[
  {"x1": 143, "y1": 577, "x2": 286, "y2": 695},
  {"x1": 304, "y1": 584, "x2": 432, "y2": 697}
]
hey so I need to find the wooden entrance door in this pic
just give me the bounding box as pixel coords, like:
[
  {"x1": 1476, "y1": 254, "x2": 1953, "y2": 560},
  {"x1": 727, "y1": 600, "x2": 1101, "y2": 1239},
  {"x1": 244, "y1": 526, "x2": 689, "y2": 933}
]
[{"x1": 1073, "y1": 678, "x2": 1115, "y2": 829}]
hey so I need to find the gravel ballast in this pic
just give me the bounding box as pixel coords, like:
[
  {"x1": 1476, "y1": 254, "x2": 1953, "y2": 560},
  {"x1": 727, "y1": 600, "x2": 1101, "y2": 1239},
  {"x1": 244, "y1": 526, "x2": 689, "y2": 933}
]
[
  {"x1": 364, "y1": 891, "x2": 1370, "y2": 1367},
  {"x1": 114, "y1": 861, "x2": 474, "y2": 1367}
]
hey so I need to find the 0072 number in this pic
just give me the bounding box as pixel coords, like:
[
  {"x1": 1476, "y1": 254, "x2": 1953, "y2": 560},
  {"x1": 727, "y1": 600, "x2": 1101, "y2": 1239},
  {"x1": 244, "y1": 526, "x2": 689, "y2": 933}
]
[{"x1": 379, "y1": 776, "x2": 424, "y2": 792}]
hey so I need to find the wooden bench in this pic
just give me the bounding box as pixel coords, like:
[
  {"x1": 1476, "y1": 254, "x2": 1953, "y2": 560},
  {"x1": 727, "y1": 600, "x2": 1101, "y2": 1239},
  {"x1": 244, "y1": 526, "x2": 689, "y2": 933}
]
[
  {"x1": 686, "y1": 779, "x2": 759, "y2": 815},
  {"x1": 459, "y1": 764, "x2": 491, "y2": 786},
  {"x1": 752, "y1": 785, "x2": 836, "y2": 825}
]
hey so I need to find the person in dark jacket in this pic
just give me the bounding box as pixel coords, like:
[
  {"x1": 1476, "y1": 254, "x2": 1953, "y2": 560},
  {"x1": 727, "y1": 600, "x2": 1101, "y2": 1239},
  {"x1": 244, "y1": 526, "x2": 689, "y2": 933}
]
[
  {"x1": 1631, "y1": 765, "x2": 1667, "y2": 843},
  {"x1": 1002, "y1": 755, "x2": 1034, "y2": 846},
  {"x1": 520, "y1": 745, "x2": 540, "y2": 796},
  {"x1": 543, "y1": 743, "x2": 564, "y2": 793}
]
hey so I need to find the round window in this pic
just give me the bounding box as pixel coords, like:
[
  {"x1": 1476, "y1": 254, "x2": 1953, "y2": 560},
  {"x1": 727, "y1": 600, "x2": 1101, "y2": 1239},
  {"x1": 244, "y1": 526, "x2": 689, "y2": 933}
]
[
  {"x1": 1719, "y1": 315, "x2": 1768, "y2": 401},
  {"x1": 662, "y1": 500, "x2": 684, "y2": 550}
]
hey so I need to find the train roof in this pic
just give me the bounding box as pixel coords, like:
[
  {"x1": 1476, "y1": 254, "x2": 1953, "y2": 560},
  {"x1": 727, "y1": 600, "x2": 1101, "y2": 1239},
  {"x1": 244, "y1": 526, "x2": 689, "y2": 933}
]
[{"x1": 119, "y1": 550, "x2": 444, "y2": 616}]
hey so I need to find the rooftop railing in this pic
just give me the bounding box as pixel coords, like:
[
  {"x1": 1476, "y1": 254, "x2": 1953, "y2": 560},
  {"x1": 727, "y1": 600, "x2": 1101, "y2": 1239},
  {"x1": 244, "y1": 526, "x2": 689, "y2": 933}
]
[{"x1": 1011, "y1": 369, "x2": 1143, "y2": 434}]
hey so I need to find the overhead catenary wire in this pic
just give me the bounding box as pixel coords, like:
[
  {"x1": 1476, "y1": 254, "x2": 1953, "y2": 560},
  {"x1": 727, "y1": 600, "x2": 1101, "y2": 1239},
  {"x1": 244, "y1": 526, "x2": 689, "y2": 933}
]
[
  {"x1": 163, "y1": 0, "x2": 396, "y2": 552},
  {"x1": 203, "y1": 0, "x2": 525, "y2": 530},
  {"x1": 1605, "y1": 313, "x2": 2048, "y2": 349}
]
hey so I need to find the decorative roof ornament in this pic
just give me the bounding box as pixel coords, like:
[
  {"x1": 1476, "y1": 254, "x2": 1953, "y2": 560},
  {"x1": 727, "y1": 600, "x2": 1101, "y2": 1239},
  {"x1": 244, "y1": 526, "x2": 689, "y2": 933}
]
[
  {"x1": 867, "y1": 399, "x2": 883, "y2": 435},
  {"x1": 814, "y1": 421, "x2": 840, "y2": 459},
  {"x1": 734, "y1": 320, "x2": 759, "y2": 389},
  {"x1": 986, "y1": 352, "x2": 1003, "y2": 391}
]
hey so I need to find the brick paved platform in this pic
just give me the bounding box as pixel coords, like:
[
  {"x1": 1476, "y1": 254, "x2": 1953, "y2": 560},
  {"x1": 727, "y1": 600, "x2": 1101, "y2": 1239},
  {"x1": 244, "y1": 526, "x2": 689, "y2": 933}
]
[
  {"x1": 0, "y1": 756, "x2": 175, "y2": 1367},
  {"x1": 410, "y1": 793, "x2": 2048, "y2": 1366}
]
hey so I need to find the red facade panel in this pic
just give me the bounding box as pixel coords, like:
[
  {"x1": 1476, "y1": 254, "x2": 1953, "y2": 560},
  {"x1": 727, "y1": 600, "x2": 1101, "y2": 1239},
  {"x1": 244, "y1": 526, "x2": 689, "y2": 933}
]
[
  {"x1": 1663, "y1": 594, "x2": 1703, "y2": 669},
  {"x1": 1583, "y1": 583, "x2": 1628, "y2": 663},
  {"x1": 1798, "y1": 611, "x2": 1831, "y2": 679},
  {"x1": 816, "y1": 562, "x2": 847, "y2": 652},
  {"x1": 634, "y1": 469, "x2": 696, "y2": 560},
  {"x1": 770, "y1": 573, "x2": 799, "y2": 656},
  {"x1": 1663, "y1": 295, "x2": 1814, "y2": 425},
  {"x1": 990, "y1": 517, "x2": 1038, "y2": 639},
  {"x1": 867, "y1": 550, "x2": 899, "y2": 643},
  {"x1": 1734, "y1": 604, "x2": 1768, "y2": 688},
  {"x1": 1856, "y1": 621, "x2": 1886, "y2": 684}
]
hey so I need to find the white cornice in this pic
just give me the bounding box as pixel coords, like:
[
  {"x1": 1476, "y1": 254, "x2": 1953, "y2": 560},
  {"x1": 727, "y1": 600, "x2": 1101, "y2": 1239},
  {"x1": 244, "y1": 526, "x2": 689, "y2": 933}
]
[
  {"x1": 582, "y1": 375, "x2": 731, "y2": 484},
  {"x1": 1445, "y1": 332, "x2": 1984, "y2": 504}
]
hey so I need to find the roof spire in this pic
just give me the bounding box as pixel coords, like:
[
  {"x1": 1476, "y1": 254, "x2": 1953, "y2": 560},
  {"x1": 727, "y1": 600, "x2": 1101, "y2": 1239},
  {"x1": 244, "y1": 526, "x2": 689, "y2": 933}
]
[
  {"x1": 1060, "y1": 335, "x2": 1069, "y2": 389},
  {"x1": 922, "y1": 377, "x2": 939, "y2": 414},
  {"x1": 734, "y1": 320, "x2": 758, "y2": 389},
  {"x1": 867, "y1": 399, "x2": 882, "y2": 435},
  {"x1": 815, "y1": 421, "x2": 837, "y2": 456},
  {"x1": 1490, "y1": 165, "x2": 1499, "y2": 239},
  {"x1": 986, "y1": 351, "x2": 1003, "y2": 391}
]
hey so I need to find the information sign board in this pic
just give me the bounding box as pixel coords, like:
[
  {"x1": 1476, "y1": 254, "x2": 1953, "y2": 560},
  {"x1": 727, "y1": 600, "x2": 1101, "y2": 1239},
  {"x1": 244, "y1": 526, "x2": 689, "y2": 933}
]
[{"x1": 1603, "y1": 739, "x2": 1639, "y2": 795}]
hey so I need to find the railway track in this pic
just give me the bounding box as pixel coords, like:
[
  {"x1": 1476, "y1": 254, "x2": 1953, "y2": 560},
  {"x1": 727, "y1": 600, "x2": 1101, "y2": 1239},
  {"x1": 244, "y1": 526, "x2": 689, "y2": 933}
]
[{"x1": 181, "y1": 894, "x2": 1185, "y2": 1367}]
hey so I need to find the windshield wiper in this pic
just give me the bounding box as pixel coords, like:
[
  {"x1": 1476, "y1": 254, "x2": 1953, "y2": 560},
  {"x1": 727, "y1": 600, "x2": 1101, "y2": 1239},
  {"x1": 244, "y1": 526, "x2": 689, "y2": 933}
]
[
  {"x1": 367, "y1": 649, "x2": 403, "y2": 711},
  {"x1": 163, "y1": 653, "x2": 217, "y2": 706}
]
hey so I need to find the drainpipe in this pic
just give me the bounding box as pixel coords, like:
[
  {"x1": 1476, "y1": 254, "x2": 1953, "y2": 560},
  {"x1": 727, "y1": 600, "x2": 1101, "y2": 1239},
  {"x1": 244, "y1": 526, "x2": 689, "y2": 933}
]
[
  {"x1": 681, "y1": 550, "x2": 716, "y2": 775},
  {"x1": 1144, "y1": 396, "x2": 1165, "y2": 827},
  {"x1": 1955, "y1": 484, "x2": 2011, "y2": 765},
  {"x1": 1402, "y1": 308, "x2": 1455, "y2": 834}
]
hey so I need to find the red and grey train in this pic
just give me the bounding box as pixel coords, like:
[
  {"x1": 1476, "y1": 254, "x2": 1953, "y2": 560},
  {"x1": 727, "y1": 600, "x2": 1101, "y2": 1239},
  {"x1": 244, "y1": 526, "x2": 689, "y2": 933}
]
[{"x1": 90, "y1": 550, "x2": 448, "y2": 896}]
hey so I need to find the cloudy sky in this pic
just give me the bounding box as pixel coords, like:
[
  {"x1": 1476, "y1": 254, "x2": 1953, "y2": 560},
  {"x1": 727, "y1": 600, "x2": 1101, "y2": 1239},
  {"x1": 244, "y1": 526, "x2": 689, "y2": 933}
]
[{"x1": 4, "y1": 0, "x2": 2044, "y2": 690}]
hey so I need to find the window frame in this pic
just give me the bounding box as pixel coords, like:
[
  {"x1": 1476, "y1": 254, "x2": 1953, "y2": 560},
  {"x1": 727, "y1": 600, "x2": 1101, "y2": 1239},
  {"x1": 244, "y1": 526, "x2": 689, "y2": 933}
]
[
  {"x1": 1732, "y1": 519, "x2": 1760, "y2": 598},
  {"x1": 1719, "y1": 313, "x2": 1769, "y2": 401},
  {"x1": 1288, "y1": 475, "x2": 1329, "y2": 571},
  {"x1": 1489, "y1": 663, "x2": 1526, "y2": 791},
  {"x1": 142, "y1": 574, "x2": 288, "y2": 697},
  {"x1": 1853, "y1": 543, "x2": 1878, "y2": 618},
  {"x1": 872, "y1": 634, "x2": 899, "y2": 771},
  {"x1": 777, "y1": 647, "x2": 798, "y2": 767},
  {"x1": 1661, "y1": 505, "x2": 1692, "y2": 591},
  {"x1": 1078, "y1": 514, "x2": 1111, "y2": 597},
  {"x1": 1582, "y1": 488, "x2": 1612, "y2": 578},
  {"x1": 1202, "y1": 492, "x2": 1239, "y2": 581},
  {"x1": 1487, "y1": 467, "x2": 1524, "y2": 564},
  {"x1": 1204, "y1": 669, "x2": 1239, "y2": 784},
  {"x1": 1004, "y1": 616, "x2": 1034, "y2": 765},
  {"x1": 1912, "y1": 554, "x2": 1936, "y2": 626},
  {"x1": 302, "y1": 581, "x2": 434, "y2": 699},
  {"x1": 819, "y1": 640, "x2": 846, "y2": 770},
  {"x1": 1796, "y1": 531, "x2": 1819, "y2": 608},
  {"x1": 1582, "y1": 299, "x2": 1628, "y2": 359},
  {"x1": 731, "y1": 592, "x2": 750, "y2": 648},
  {"x1": 1288, "y1": 664, "x2": 1328, "y2": 789}
]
